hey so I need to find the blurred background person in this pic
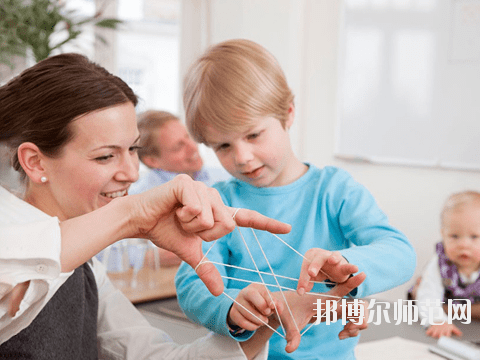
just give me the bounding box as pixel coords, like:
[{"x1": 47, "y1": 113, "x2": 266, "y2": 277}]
[{"x1": 131, "y1": 110, "x2": 230, "y2": 193}]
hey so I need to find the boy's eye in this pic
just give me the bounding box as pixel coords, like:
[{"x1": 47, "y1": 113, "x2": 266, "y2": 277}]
[
  {"x1": 216, "y1": 143, "x2": 230, "y2": 152},
  {"x1": 450, "y1": 234, "x2": 459, "y2": 239},
  {"x1": 247, "y1": 132, "x2": 260, "y2": 140}
]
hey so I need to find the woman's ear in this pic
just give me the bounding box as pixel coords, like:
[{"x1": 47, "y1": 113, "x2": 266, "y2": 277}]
[
  {"x1": 17, "y1": 142, "x2": 47, "y2": 183},
  {"x1": 286, "y1": 103, "x2": 295, "y2": 130}
]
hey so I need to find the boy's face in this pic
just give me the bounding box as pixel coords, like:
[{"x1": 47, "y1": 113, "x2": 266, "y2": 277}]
[
  {"x1": 442, "y1": 203, "x2": 480, "y2": 275},
  {"x1": 204, "y1": 109, "x2": 297, "y2": 188}
]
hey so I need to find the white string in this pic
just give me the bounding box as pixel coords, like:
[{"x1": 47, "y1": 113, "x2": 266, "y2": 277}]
[
  {"x1": 250, "y1": 228, "x2": 299, "y2": 333},
  {"x1": 232, "y1": 207, "x2": 241, "y2": 220},
  {"x1": 219, "y1": 275, "x2": 342, "y2": 299},
  {"x1": 205, "y1": 260, "x2": 336, "y2": 286},
  {"x1": 194, "y1": 225, "x2": 347, "y2": 339},
  {"x1": 270, "y1": 233, "x2": 330, "y2": 278},
  {"x1": 194, "y1": 237, "x2": 218, "y2": 273},
  {"x1": 235, "y1": 227, "x2": 287, "y2": 336}
]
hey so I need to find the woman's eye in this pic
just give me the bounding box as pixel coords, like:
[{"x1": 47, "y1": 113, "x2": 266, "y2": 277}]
[
  {"x1": 129, "y1": 145, "x2": 142, "y2": 153},
  {"x1": 94, "y1": 155, "x2": 113, "y2": 162}
]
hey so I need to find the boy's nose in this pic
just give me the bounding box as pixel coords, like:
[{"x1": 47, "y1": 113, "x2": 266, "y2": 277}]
[{"x1": 233, "y1": 143, "x2": 254, "y2": 165}]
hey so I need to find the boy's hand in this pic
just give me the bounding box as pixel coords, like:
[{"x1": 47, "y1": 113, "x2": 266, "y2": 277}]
[
  {"x1": 297, "y1": 248, "x2": 358, "y2": 295},
  {"x1": 228, "y1": 284, "x2": 283, "y2": 331},
  {"x1": 337, "y1": 299, "x2": 369, "y2": 340},
  {"x1": 426, "y1": 323, "x2": 463, "y2": 338},
  {"x1": 273, "y1": 272, "x2": 367, "y2": 353}
]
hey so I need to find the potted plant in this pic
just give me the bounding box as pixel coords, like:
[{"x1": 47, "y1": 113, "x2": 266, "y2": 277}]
[{"x1": 0, "y1": 0, "x2": 122, "y2": 67}]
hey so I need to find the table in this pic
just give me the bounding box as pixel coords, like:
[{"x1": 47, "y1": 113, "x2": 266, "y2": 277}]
[
  {"x1": 356, "y1": 300, "x2": 480, "y2": 360},
  {"x1": 358, "y1": 301, "x2": 479, "y2": 345},
  {"x1": 108, "y1": 265, "x2": 179, "y2": 304}
]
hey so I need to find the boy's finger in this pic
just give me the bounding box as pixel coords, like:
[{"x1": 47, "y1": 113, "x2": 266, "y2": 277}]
[
  {"x1": 297, "y1": 252, "x2": 331, "y2": 295},
  {"x1": 233, "y1": 306, "x2": 268, "y2": 330},
  {"x1": 297, "y1": 260, "x2": 314, "y2": 295},
  {"x1": 328, "y1": 272, "x2": 366, "y2": 298}
]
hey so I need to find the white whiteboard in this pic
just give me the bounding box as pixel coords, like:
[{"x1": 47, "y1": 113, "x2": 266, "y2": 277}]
[{"x1": 336, "y1": 0, "x2": 480, "y2": 171}]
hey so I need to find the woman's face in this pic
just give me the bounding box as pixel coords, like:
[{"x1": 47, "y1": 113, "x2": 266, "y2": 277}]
[{"x1": 38, "y1": 102, "x2": 140, "y2": 220}]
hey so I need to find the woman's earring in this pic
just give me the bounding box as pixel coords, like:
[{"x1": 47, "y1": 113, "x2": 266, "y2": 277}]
[{"x1": 41, "y1": 176, "x2": 47, "y2": 183}]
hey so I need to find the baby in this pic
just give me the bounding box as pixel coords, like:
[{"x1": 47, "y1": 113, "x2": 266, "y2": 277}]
[{"x1": 415, "y1": 191, "x2": 480, "y2": 338}]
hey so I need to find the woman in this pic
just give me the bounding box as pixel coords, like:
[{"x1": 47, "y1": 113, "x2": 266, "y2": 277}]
[{"x1": 0, "y1": 53, "x2": 293, "y2": 359}]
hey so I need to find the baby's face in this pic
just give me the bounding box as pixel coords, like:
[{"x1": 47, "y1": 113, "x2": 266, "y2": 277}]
[{"x1": 442, "y1": 204, "x2": 480, "y2": 275}]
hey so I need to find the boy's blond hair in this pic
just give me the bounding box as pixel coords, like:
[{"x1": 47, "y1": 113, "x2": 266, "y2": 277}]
[
  {"x1": 183, "y1": 39, "x2": 294, "y2": 144},
  {"x1": 136, "y1": 110, "x2": 179, "y2": 161},
  {"x1": 441, "y1": 190, "x2": 480, "y2": 226}
]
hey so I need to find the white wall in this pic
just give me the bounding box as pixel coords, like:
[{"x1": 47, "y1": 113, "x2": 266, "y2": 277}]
[{"x1": 180, "y1": 0, "x2": 480, "y2": 302}]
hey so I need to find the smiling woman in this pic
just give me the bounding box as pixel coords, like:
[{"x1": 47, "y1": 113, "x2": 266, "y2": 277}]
[
  {"x1": 0, "y1": 53, "x2": 294, "y2": 359},
  {"x1": 22, "y1": 102, "x2": 140, "y2": 220}
]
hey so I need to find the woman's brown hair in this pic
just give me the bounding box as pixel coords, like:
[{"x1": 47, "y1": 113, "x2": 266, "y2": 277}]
[{"x1": 0, "y1": 53, "x2": 138, "y2": 180}]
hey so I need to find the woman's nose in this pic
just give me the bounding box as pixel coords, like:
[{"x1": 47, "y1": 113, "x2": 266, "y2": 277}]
[{"x1": 117, "y1": 154, "x2": 139, "y2": 183}]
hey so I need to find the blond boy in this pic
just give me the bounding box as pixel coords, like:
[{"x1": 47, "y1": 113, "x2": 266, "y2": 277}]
[{"x1": 175, "y1": 39, "x2": 416, "y2": 359}]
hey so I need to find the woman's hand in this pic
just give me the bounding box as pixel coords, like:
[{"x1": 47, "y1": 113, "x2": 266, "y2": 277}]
[{"x1": 130, "y1": 175, "x2": 291, "y2": 296}]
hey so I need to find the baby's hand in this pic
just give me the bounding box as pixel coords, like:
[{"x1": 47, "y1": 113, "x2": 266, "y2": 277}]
[
  {"x1": 228, "y1": 284, "x2": 282, "y2": 331},
  {"x1": 297, "y1": 248, "x2": 358, "y2": 295},
  {"x1": 426, "y1": 323, "x2": 463, "y2": 338}
]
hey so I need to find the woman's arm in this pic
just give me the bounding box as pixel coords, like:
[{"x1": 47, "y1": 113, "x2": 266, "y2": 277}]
[
  {"x1": 2, "y1": 177, "x2": 291, "y2": 322},
  {"x1": 61, "y1": 175, "x2": 290, "y2": 295}
]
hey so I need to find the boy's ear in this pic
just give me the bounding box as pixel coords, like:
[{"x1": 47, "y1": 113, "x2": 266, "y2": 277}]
[
  {"x1": 142, "y1": 155, "x2": 162, "y2": 169},
  {"x1": 17, "y1": 142, "x2": 48, "y2": 183},
  {"x1": 286, "y1": 103, "x2": 295, "y2": 129}
]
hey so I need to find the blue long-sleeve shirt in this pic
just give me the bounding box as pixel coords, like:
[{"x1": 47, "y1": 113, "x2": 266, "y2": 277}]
[{"x1": 175, "y1": 165, "x2": 416, "y2": 359}]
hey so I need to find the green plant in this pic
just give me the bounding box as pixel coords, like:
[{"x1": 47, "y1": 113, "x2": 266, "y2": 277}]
[{"x1": 0, "y1": 0, "x2": 122, "y2": 67}]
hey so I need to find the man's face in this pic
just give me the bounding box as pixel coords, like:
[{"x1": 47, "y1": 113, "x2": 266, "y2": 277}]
[{"x1": 152, "y1": 120, "x2": 203, "y2": 176}]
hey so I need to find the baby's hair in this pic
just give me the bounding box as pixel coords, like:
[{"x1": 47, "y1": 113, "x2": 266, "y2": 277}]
[
  {"x1": 183, "y1": 39, "x2": 294, "y2": 144},
  {"x1": 441, "y1": 190, "x2": 480, "y2": 226},
  {"x1": 136, "y1": 110, "x2": 180, "y2": 162}
]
